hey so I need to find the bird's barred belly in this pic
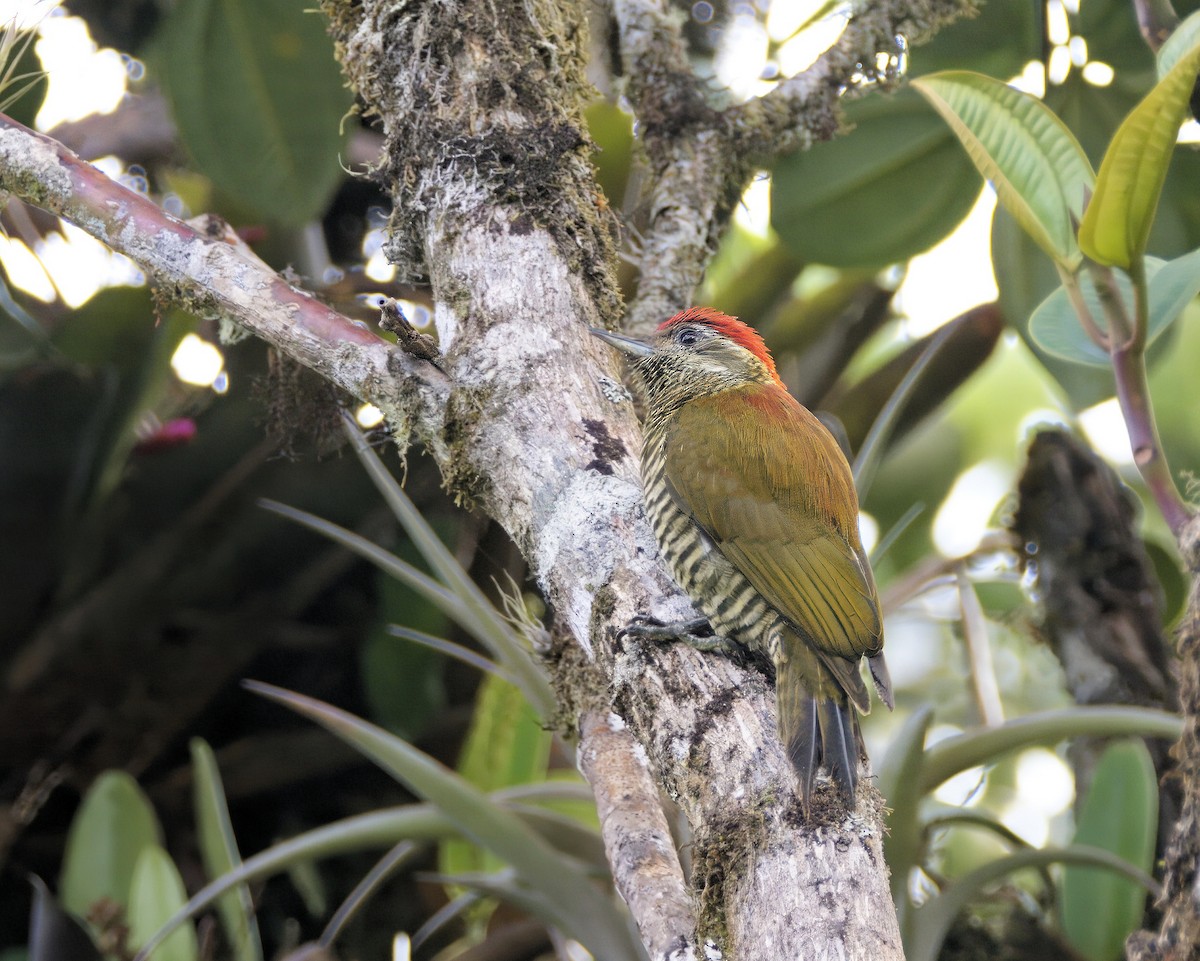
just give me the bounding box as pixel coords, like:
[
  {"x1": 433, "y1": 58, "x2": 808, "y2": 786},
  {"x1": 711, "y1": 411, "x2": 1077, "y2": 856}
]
[{"x1": 642, "y1": 467, "x2": 780, "y2": 654}]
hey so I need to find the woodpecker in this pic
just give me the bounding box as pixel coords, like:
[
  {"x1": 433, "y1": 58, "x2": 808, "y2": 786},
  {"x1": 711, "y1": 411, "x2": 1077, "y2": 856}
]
[{"x1": 592, "y1": 307, "x2": 892, "y2": 809}]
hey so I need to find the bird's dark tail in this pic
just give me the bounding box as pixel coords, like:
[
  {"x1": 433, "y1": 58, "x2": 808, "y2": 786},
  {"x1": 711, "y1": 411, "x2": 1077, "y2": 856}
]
[{"x1": 777, "y1": 653, "x2": 861, "y2": 812}]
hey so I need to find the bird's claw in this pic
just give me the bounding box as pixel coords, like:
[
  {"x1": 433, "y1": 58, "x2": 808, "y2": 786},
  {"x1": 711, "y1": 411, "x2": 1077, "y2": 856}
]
[{"x1": 620, "y1": 614, "x2": 734, "y2": 653}]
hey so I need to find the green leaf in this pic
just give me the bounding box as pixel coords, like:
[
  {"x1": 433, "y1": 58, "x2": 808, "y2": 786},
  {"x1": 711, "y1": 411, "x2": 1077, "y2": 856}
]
[
  {"x1": 913, "y1": 71, "x2": 1093, "y2": 268},
  {"x1": 771, "y1": 86, "x2": 982, "y2": 268},
  {"x1": 361, "y1": 569, "x2": 449, "y2": 739},
  {"x1": 920, "y1": 706, "x2": 1181, "y2": 794},
  {"x1": 1028, "y1": 249, "x2": 1200, "y2": 366},
  {"x1": 190, "y1": 740, "x2": 263, "y2": 961},
  {"x1": 878, "y1": 706, "x2": 934, "y2": 912},
  {"x1": 442, "y1": 674, "x2": 552, "y2": 879},
  {"x1": 260, "y1": 494, "x2": 554, "y2": 719},
  {"x1": 339, "y1": 418, "x2": 556, "y2": 717},
  {"x1": 246, "y1": 682, "x2": 640, "y2": 961},
  {"x1": 990, "y1": 205, "x2": 1116, "y2": 408},
  {"x1": 908, "y1": 0, "x2": 1041, "y2": 80},
  {"x1": 1158, "y1": 9, "x2": 1200, "y2": 78},
  {"x1": 156, "y1": 0, "x2": 351, "y2": 225},
  {"x1": 1061, "y1": 740, "x2": 1159, "y2": 961},
  {"x1": 1079, "y1": 33, "x2": 1200, "y2": 267},
  {"x1": 135, "y1": 784, "x2": 600, "y2": 961},
  {"x1": 0, "y1": 29, "x2": 48, "y2": 130},
  {"x1": 60, "y1": 771, "x2": 163, "y2": 918},
  {"x1": 908, "y1": 845, "x2": 1158, "y2": 961},
  {"x1": 586, "y1": 101, "x2": 634, "y2": 207},
  {"x1": 128, "y1": 846, "x2": 199, "y2": 961}
]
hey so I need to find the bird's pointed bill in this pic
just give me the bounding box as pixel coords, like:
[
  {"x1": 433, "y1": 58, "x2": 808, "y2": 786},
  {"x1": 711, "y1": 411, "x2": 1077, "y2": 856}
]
[{"x1": 589, "y1": 327, "x2": 654, "y2": 358}]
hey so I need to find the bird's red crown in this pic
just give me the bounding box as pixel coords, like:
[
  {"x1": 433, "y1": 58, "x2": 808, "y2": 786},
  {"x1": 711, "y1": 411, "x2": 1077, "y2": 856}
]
[{"x1": 658, "y1": 307, "x2": 782, "y2": 386}]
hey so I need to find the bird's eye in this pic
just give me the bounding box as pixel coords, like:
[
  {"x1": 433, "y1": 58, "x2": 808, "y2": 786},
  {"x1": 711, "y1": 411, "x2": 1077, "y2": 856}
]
[{"x1": 676, "y1": 327, "x2": 701, "y2": 347}]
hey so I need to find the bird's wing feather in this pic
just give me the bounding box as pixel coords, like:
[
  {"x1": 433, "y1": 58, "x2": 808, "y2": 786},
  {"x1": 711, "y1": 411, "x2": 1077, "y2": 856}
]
[{"x1": 662, "y1": 385, "x2": 882, "y2": 661}]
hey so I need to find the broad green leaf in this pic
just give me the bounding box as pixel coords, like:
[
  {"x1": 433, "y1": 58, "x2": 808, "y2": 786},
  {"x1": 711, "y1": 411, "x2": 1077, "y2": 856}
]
[
  {"x1": 1158, "y1": 9, "x2": 1200, "y2": 77},
  {"x1": 909, "y1": 0, "x2": 1040, "y2": 80},
  {"x1": 156, "y1": 0, "x2": 351, "y2": 225},
  {"x1": 920, "y1": 706, "x2": 1181, "y2": 794},
  {"x1": 1061, "y1": 740, "x2": 1159, "y2": 961},
  {"x1": 913, "y1": 71, "x2": 1093, "y2": 268},
  {"x1": 1079, "y1": 36, "x2": 1200, "y2": 267},
  {"x1": 190, "y1": 740, "x2": 263, "y2": 961},
  {"x1": 991, "y1": 205, "x2": 1116, "y2": 408},
  {"x1": 60, "y1": 771, "x2": 163, "y2": 918},
  {"x1": 246, "y1": 682, "x2": 640, "y2": 961},
  {"x1": 1028, "y1": 249, "x2": 1200, "y2": 366},
  {"x1": 908, "y1": 845, "x2": 1158, "y2": 961},
  {"x1": 128, "y1": 846, "x2": 199, "y2": 961},
  {"x1": 771, "y1": 87, "x2": 982, "y2": 268}
]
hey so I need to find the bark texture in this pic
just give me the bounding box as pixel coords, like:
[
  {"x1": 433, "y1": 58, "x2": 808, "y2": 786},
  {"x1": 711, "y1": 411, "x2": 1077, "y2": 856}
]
[
  {"x1": 1129, "y1": 516, "x2": 1200, "y2": 961},
  {"x1": 320, "y1": 0, "x2": 904, "y2": 954}
]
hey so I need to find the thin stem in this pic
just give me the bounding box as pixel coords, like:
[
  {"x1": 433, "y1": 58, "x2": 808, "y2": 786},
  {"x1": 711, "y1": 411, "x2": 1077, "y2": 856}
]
[
  {"x1": 1071, "y1": 259, "x2": 1191, "y2": 536},
  {"x1": 1056, "y1": 263, "x2": 1109, "y2": 350},
  {"x1": 1111, "y1": 338, "x2": 1192, "y2": 536},
  {"x1": 1086, "y1": 260, "x2": 1133, "y2": 347}
]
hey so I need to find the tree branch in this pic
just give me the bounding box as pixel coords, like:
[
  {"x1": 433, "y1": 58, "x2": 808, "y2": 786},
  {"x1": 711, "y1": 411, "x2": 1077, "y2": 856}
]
[
  {"x1": 0, "y1": 114, "x2": 451, "y2": 463},
  {"x1": 578, "y1": 710, "x2": 699, "y2": 960},
  {"x1": 610, "y1": 0, "x2": 975, "y2": 334}
]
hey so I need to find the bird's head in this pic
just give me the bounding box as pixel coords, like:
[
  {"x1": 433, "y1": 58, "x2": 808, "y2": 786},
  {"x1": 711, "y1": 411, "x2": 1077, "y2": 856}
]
[{"x1": 591, "y1": 308, "x2": 782, "y2": 409}]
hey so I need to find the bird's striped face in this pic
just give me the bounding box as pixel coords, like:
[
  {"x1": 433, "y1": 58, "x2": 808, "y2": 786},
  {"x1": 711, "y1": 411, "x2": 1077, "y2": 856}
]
[{"x1": 628, "y1": 311, "x2": 779, "y2": 410}]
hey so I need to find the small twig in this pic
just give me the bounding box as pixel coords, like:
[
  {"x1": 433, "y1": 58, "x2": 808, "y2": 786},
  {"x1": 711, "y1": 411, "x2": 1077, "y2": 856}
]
[
  {"x1": 1111, "y1": 337, "x2": 1192, "y2": 537},
  {"x1": 1055, "y1": 264, "x2": 1109, "y2": 350},
  {"x1": 0, "y1": 111, "x2": 450, "y2": 458},
  {"x1": 1085, "y1": 260, "x2": 1192, "y2": 536}
]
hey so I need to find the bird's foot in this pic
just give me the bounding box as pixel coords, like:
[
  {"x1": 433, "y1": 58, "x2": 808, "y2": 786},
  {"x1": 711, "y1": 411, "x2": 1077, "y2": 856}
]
[{"x1": 620, "y1": 614, "x2": 735, "y2": 653}]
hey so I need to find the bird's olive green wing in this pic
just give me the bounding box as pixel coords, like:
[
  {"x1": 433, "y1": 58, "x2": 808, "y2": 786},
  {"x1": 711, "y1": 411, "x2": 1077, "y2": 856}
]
[{"x1": 662, "y1": 387, "x2": 882, "y2": 661}]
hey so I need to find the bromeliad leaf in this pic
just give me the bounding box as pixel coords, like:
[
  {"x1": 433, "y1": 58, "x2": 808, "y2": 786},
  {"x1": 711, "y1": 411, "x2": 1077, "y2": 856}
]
[
  {"x1": 907, "y1": 845, "x2": 1159, "y2": 961},
  {"x1": 1079, "y1": 32, "x2": 1200, "y2": 268},
  {"x1": 919, "y1": 706, "x2": 1181, "y2": 794},
  {"x1": 191, "y1": 739, "x2": 263, "y2": 961},
  {"x1": 912, "y1": 71, "x2": 1094, "y2": 269},
  {"x1": 246, "y1": 682, "x2": 641, "y2": 961}
]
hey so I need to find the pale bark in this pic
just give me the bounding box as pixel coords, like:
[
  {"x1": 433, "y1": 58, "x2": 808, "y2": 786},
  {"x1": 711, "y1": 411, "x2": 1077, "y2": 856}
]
[{"x1": 0, "y1": 0, "x2": 978, "y2": 955}]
